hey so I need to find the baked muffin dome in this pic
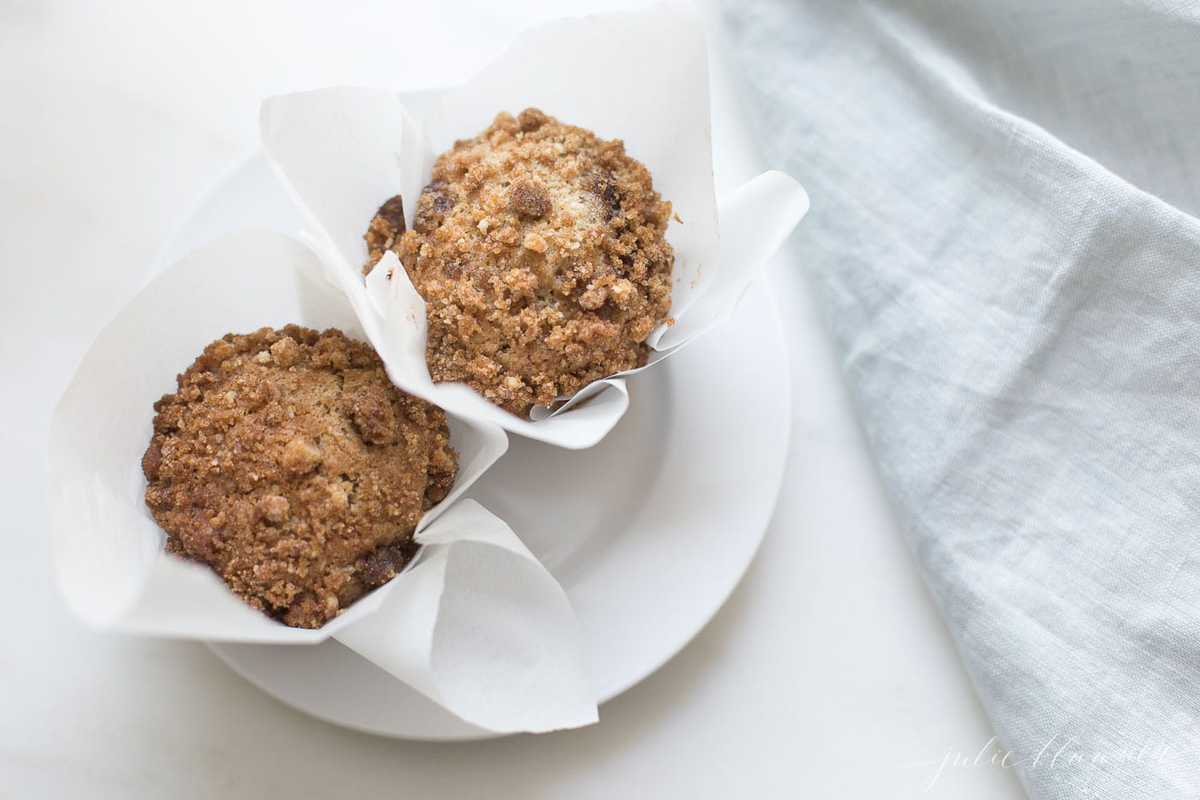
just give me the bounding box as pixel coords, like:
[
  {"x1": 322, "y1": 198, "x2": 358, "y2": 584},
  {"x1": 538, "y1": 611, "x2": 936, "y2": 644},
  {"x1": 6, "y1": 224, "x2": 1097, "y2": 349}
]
[
  {"x1": 366, "y1": 108, "x2": 675, "y2": 417},
  {"x1": 142, "y1": 325, "x2": 457, "y2": 629}
]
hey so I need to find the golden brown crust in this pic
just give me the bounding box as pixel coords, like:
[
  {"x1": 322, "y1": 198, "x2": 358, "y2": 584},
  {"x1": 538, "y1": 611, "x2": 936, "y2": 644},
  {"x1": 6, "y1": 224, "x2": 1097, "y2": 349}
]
[
  {"x1": 142, "y1": 325, "x2": 457, "y2": 629},
  {"x1": 365, "y1": 107, "x2": 675, "y2": 417}
]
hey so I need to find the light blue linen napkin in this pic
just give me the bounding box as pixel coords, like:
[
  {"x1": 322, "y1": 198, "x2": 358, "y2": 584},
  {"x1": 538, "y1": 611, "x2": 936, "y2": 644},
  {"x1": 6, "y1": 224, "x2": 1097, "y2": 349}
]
[{"x1": 720, "y1": 2, "x2": 1200, "y2": 797}]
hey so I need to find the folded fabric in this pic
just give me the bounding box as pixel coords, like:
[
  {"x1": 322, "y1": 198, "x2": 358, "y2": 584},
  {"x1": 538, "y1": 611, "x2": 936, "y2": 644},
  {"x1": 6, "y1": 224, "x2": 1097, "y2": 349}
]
[{"x1": 721, "y1": 2, "x2": 1200, "y2": 797}]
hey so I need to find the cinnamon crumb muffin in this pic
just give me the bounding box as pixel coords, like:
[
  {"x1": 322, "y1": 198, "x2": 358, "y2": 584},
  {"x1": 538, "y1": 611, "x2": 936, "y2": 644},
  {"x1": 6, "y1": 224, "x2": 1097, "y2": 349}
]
[
  {"x1": 364, "y1": 107, "x2": 675, "y2": 417},
  {"x1": 142, "y1": 325, "x2": 457, "y2": 629}
]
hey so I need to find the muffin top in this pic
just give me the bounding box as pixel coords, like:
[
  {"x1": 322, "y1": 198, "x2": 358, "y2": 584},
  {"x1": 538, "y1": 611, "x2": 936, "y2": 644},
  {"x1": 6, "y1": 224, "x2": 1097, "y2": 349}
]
[
  {"x1": 365, "y1": 107, "x2": 675, "y2": 417},
  {"x1": 142, "y1": 325, "x2": 457, "y2": 629}
]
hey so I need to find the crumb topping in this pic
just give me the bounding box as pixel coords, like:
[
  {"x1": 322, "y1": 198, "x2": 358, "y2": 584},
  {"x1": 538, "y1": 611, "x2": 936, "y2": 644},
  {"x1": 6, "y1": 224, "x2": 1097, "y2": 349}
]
[
  {"x1": 365, "y1": 107, "x2": 675, "y2": 417},
  {"x1": 142, "y1": 325, "x2": 457, "y2": 629}
]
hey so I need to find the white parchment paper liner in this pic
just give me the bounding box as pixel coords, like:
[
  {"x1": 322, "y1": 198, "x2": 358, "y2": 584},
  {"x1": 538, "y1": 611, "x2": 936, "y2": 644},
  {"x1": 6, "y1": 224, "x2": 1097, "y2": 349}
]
[
  {"x1": 260, "y1": 8, "x2": 810, "y2": 449},
  {"x1": 48, "y1": 230, "x2": 597, "y2": 733}
]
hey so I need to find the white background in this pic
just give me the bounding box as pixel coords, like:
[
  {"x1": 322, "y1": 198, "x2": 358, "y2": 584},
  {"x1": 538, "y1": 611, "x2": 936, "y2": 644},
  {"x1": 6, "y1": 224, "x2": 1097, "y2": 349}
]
[{"x1": 0, "y1": 1, "x2": 1024, "y2": 797}]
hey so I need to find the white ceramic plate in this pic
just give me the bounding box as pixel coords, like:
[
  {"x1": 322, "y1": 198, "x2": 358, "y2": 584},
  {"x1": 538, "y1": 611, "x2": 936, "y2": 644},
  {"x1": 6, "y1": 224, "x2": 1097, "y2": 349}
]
[{"x1": 157, "y1": 154, "x2": 792, "y2": 740}]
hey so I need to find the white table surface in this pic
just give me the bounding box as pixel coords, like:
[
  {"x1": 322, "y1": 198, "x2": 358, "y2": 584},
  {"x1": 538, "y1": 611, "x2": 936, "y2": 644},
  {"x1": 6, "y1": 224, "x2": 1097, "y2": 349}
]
[{"x1": 0, "y1": 1, "x2": 1026, "y2": 797}]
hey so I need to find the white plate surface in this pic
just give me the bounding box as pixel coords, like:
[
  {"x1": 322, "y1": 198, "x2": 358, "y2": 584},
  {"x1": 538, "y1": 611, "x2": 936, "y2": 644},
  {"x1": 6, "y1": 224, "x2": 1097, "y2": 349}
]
[{"x1": 159, "y1": 154, "x2": 792, "y2": 740}]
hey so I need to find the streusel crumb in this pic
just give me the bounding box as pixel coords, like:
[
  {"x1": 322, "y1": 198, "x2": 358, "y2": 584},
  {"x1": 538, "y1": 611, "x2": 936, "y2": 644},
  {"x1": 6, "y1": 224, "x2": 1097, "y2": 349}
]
[
  {"x1": 142, "y1": 325, "x2": 457, "y2": 629},
  {"x1": 365, "y1": 107, "x2": 675, "y2": 417}
]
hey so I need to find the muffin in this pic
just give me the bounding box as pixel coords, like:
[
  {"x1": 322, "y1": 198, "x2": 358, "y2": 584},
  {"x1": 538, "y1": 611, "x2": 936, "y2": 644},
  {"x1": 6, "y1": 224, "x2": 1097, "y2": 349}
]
[
  {"x1": 364, "y1": 107, "x2": 675, "y2": 417},
  {"x1": 142, "y1": 325, "x2": 457, "y2": 629}
]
